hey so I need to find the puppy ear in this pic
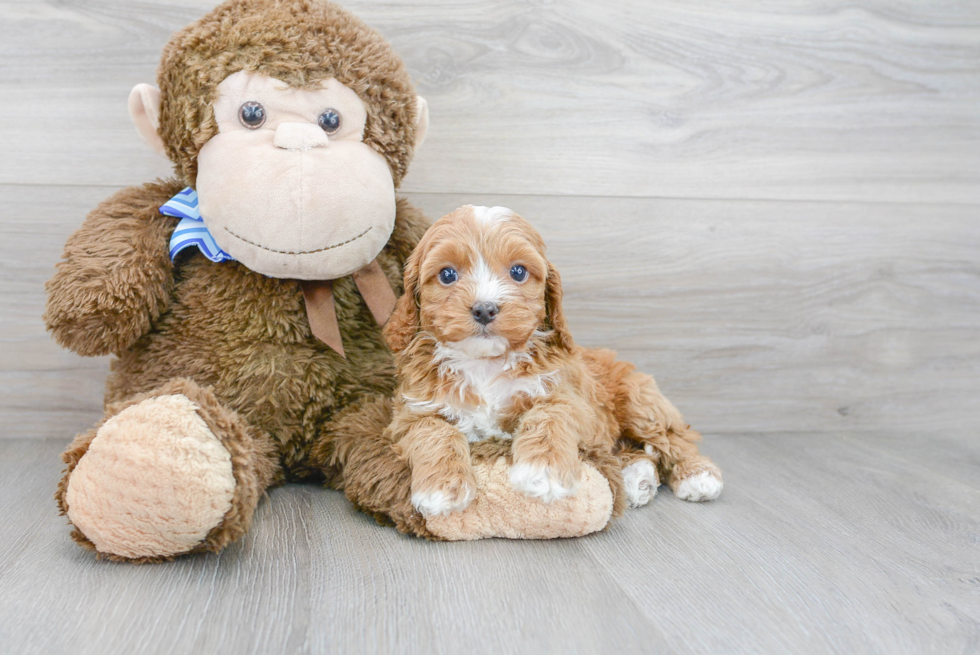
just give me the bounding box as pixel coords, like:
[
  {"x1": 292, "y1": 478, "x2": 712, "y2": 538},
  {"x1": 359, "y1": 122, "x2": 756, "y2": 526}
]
[
  {"x1": 544, "y1": 262, "x2": 574, "y2": 351},
  {"x1": 384, "y1": 292, "x2": 419, "y2": 353},
  {"x1": 383, "y1": 250, "x2": 422, "y2": 353}
]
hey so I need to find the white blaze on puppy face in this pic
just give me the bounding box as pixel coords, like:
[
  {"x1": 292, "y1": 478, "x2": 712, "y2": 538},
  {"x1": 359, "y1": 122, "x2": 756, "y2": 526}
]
[
  {"x1": 465, "y1": 206, "x2": 517, "y2": 307},
  {"x1": 414, "y1": 205, "x2": 550, "y2": 353},
  {"x1": 195, "y1": 71, "x2": 397, "y2": 280},
  {"x1": 471, "y1": 255, "x2": 511, "y2": 307}
]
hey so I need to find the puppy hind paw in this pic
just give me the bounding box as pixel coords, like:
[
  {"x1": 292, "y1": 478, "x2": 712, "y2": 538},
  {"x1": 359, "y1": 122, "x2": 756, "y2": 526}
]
[
  {"x1": 508, "y1": 463, "x2": 577, "y2": 503},
  {"x1": 412, "y1": 483, "x2": 476, "y2": 517},
  {"x1": 674, "y1": 471, "x2": 723, "y2": 502},
  {"x1": 623, "y1": 459, "x2": 659, "y2": 508}
]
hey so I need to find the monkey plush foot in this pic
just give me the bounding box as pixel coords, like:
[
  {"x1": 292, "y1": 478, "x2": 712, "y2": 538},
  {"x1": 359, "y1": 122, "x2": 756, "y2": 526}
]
[{"x1": 57, "y1": 379, "x2": 279, "y2": 562}]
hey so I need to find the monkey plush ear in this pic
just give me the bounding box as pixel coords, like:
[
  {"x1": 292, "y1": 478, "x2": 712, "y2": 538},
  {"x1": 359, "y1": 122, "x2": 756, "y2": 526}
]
[
  {"x1": 414, "y1": 96, "x2": 429, "y2": 149},
  {"x1": 128, "y1": 83, "x2": 167, "y2": 157}
]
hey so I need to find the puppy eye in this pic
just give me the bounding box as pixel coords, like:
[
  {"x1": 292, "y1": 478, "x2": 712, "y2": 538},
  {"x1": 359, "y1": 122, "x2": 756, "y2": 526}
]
[
  {"x1": 317, "y1": 108, "x2": 342, "y2": 134},
  {"x1": 510, "y1": 264, "x2": 528, "y2": 283},
  {"x1": 238, "y1": 101, "x2": 266, "y2": 129},
  {"x1": 439, "y1": 267, "x2": 458, "y2": 285}
]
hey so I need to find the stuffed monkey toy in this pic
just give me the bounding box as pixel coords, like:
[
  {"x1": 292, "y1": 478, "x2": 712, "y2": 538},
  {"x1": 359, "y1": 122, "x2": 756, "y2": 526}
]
[{"x1": 45, "y1": 0, "x2": 620, "y2": 562}]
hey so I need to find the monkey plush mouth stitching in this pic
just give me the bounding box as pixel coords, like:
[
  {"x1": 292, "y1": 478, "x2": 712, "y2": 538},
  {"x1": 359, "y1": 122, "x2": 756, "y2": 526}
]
[{"x1": 222, "y1": 226, "x2": 372, "y2": 255}]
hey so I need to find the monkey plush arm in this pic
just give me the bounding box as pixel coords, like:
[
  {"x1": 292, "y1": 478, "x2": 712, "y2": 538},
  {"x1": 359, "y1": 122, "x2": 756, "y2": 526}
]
[{"x1": 44, "y1": 181, "x2": 181, "y2": 357}]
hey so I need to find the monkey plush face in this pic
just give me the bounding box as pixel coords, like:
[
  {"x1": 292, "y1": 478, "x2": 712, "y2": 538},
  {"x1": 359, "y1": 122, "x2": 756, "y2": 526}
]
[
  {"x1": 127, "y1": 0, "x2": 428, "y2": 281},
  {"x1": 193, "y1": 71, "x2": 397, "y2": 279}
]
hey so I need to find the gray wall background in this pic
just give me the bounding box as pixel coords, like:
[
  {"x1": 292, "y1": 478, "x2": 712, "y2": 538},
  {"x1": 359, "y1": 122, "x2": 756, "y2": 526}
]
[{"x1": 1, "y1": 0, "x2": 978, "y2": 439}]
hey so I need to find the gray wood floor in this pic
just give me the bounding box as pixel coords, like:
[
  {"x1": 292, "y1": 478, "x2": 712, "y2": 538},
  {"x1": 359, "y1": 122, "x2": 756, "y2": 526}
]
[
  {"x1": 1, "y1": 1, "x2": 978, "y2": 654},
  {"x1": 1, "y1": 433, "x2": 977, "y2": 655}
]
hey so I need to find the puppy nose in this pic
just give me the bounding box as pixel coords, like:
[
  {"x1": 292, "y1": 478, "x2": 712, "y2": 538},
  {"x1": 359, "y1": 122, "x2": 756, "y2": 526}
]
[
  {"x1": 273, "y1": 122, "x2": 329, "y2": 150},
  {"x1": 471, "y1": 301, "x2": 499, "y2": 325}
]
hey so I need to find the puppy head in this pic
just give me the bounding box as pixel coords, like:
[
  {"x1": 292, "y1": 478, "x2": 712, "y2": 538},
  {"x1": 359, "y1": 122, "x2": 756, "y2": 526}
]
[{"x1": 384, "y1": 205, "x2": 573, "y2": 357}]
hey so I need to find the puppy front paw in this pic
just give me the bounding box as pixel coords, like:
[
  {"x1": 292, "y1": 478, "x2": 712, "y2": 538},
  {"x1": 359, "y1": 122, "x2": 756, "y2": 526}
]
[
  {"x1": 508, "y1": 462, "x2": 578, "y2": 503},
  {"x1": 411, "y1": 477, "x2": 476, "y2": 517}
]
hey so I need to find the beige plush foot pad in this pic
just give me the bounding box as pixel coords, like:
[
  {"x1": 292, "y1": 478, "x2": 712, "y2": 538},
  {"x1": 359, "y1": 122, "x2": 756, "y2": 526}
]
[
  {"x1": 424, "y1": 459, "x2": 613, "y2": 540},
  {"x1": 64, "y1": 394, "x2": 236, "y2": 559}
]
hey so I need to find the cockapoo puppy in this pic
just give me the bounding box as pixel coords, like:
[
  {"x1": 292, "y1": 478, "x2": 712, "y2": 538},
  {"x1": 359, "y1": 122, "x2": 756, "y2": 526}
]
[{"x1": 383, "y1": 205, "x2": 723, "y2": 517}]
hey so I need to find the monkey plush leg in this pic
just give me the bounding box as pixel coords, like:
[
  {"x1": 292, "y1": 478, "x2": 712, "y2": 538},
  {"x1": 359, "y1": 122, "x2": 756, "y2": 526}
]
[
  {"x1": 618, "y1": 371, "x2": 723, "y2": 503},
  {"x1": 312, "y1": 398, "x2": 622, "y2": 540},
  {"x1": 56, "y1": 378, "x2": 280, "y2": 562}
]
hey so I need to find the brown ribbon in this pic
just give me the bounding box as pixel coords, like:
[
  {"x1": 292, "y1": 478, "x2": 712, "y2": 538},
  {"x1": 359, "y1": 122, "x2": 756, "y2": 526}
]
[{"x1": 300, "y1": 258, "x2": 398, "y2": 357}]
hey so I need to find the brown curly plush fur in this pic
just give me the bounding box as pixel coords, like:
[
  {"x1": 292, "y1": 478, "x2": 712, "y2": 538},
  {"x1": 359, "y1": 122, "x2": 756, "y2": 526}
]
[
  {"x1": 47, "y1": 178, "x2": 427, "y2": 476},
  {"x1": 44, "y1": 181, "x2": 179, "y2": 357},
  {"x1": 158, "y1": 0, "x2": 420, "y2": 188}
]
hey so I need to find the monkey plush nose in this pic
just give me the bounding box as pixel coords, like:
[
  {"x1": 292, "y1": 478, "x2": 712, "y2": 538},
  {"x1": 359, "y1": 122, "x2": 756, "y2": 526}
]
[
  {"x1": 471, "y1": 302, "x2": 499, "y2": 325},
  {"x1": 273, "y1": 122, "x2": 329, "y2": 150}
]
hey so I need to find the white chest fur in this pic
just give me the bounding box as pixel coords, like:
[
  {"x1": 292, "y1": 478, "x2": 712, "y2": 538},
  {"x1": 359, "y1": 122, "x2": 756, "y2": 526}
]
[{"x1": 404, "y1": 341, "x2": 558, "y2": 443}]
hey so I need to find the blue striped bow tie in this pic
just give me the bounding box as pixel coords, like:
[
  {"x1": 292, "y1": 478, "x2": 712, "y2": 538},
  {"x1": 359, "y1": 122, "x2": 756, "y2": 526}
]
[{"x1": 160, "y1": 187, "x2": 235, "y2": 263}]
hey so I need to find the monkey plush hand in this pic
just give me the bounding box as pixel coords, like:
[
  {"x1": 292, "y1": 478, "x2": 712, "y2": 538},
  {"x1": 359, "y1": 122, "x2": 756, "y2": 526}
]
[{"x1": 45, "y1": 0, "x2": 618, "y2": 562}]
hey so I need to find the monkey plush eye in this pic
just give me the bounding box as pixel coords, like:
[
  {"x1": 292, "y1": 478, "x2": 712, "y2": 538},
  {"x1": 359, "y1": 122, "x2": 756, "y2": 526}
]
[
  {"x1": 438, "y1": 267, "x2": 458, "y2": 285},
  {"x1": 510, "y1": 265, "x2": 528, "y2": 282},
  {"x1": 317, "y1": 108, "x2": 342, "y2": 134},
  {"x1": 238, "y1": 101, "x2": 266, "y2": 129}
]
